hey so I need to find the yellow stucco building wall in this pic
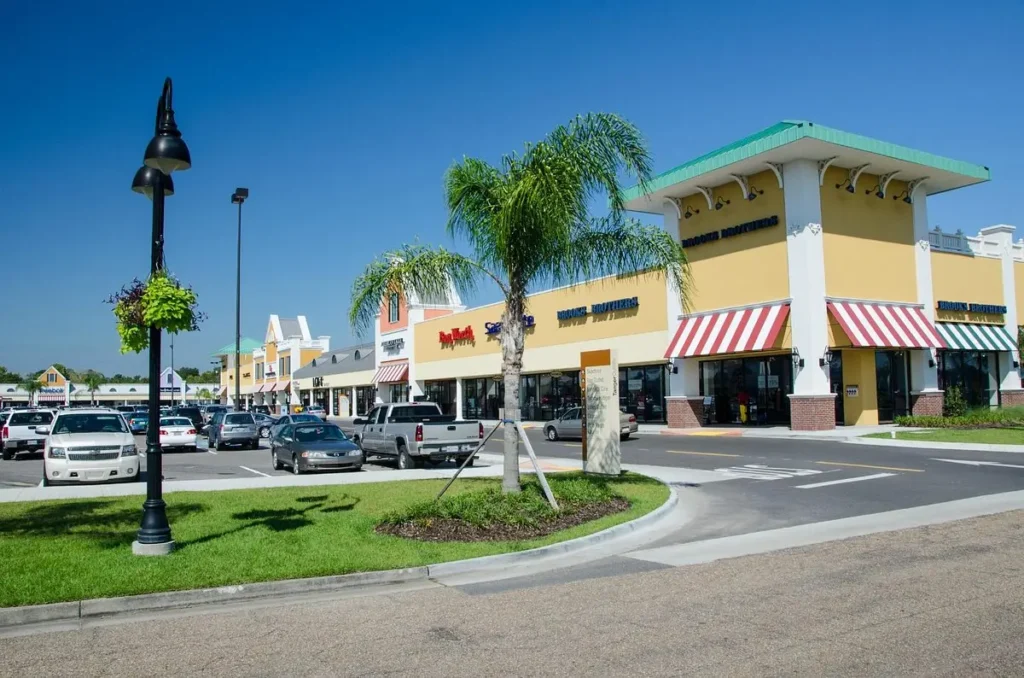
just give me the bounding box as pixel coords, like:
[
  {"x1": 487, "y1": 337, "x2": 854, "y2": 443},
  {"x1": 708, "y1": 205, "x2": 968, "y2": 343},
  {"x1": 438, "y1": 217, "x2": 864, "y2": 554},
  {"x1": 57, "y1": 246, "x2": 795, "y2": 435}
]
[
  {"x1": 821, "y1": 167, "x2": 917, "y2": 303},
  {"x1": 841, "y1": 349, "x2": 879, "y2": 426},
  {"x1": 675, "y1": 169, "x2": 789, "y2": 312}
]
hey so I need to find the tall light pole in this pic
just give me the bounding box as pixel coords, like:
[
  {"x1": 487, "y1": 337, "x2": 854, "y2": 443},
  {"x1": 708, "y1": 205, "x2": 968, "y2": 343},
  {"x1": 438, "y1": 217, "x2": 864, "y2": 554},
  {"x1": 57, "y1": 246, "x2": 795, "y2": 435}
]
[
  {"x1": 231, "y1": 188, "x2": 249, "y2": 411},
  {"x1": 130, "y1": 77, "x2": 191, "y2": 556},
  {"x1": 170, "y1": 333, "x2": 175, "y2": 407}
]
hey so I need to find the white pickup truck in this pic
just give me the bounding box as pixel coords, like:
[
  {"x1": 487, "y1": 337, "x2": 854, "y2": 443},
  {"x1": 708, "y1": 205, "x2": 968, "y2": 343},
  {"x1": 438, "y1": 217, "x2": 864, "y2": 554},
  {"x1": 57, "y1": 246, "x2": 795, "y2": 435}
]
[
  {"x1": 353, "y1": 402, "x2": 482, "y2": 470},
  {"x1": 2, "y1": 409, "x2": 54, "y2": 460}
]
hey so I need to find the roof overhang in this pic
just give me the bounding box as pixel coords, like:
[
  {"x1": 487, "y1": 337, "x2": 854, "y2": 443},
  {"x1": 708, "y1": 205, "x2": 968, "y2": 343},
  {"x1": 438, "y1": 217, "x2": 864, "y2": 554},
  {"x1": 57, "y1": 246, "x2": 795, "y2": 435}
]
[{"x1": 623, "y1": 121, "x2": 990, "y2": 215}]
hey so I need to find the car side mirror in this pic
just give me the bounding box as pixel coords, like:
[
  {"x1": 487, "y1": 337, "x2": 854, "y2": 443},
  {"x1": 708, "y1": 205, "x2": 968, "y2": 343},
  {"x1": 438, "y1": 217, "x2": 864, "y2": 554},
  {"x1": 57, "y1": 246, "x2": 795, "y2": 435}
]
[
  {"x1": 35, "y1": 426, "x2": 50, "y2": 435},
  {"x1": 353, "y1": 418, "x2": 365, "y2": 425}
]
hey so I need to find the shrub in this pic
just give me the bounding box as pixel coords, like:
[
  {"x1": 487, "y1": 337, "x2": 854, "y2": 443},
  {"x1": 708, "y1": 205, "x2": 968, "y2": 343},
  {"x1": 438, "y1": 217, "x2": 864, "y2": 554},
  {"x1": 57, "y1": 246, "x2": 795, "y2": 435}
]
[
  {"x1": 895, "y1": 405, "x2": 1024, "y2": 429},
  {"x1": 943, "y1": 385, "x2": 968, "y2": 417}
]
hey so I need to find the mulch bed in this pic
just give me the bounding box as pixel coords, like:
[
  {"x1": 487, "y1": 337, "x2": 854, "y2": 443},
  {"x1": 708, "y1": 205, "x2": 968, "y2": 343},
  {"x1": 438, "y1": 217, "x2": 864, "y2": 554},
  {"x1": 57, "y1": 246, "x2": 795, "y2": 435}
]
[{"x1": 376, "y1": 497, "x2": 631, "y2": 542}]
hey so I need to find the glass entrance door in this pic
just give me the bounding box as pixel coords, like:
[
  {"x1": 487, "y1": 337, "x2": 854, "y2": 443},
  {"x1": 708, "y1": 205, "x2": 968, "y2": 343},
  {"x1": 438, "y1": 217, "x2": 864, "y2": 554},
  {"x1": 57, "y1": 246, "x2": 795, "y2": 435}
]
[
  {"x1": 829, "y1": 351, "x2": 844, "y2": 425},
  {"x1": 875, "y1": 351, "x2": 909, "y2": 423}
]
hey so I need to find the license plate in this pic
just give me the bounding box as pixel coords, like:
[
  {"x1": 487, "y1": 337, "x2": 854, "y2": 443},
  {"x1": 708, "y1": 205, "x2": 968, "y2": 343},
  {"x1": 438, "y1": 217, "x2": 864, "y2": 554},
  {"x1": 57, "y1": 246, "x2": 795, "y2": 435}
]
[
  {"x1": 173, "y1": 432, "x2": 182, "y2": 436},
  {"x1": 443, "y1": 445, "x2": 458, "y2": 452}
]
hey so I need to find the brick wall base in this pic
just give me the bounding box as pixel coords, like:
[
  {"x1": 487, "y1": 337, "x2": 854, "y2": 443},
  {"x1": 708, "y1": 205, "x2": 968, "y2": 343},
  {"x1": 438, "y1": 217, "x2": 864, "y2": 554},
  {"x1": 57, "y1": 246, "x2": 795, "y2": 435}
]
[
  {"x1": 788, "y1": 394, "x2": 836, "y2": 431},
  {"x1": 910, "y1": 391, "x2": 944, "y2": 417},
  {"x1": 1000, "y1": 390, "x2": 1024, "y2": 407},
  {"x1": 666, "y1": 397, "x2": 704, "y2": 428}
]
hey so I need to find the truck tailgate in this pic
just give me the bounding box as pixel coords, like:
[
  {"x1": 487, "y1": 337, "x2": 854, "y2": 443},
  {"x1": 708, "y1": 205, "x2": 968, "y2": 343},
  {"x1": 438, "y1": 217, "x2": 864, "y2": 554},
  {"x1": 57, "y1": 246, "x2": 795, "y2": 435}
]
[{"x1": 420, "y1": 421, "x2": 479, "y2": 443}]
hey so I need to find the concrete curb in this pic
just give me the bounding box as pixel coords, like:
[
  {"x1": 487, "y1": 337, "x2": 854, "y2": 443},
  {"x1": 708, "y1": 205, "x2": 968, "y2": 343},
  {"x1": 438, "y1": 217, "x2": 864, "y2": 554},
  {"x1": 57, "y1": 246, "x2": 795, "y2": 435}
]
[
  {"x1": 846, "y1": 437, "x2": 1024, "y2": 453},
  {"x1": 0, "y1": 480, "x2": 678, "y2": 629}
]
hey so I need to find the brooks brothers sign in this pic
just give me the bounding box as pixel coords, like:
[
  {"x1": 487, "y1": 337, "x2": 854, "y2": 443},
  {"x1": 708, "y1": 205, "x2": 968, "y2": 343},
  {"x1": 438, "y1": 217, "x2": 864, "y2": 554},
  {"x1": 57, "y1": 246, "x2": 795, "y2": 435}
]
[{"x1": 681, "y1": 215, "x2": 779, "y2": 249}]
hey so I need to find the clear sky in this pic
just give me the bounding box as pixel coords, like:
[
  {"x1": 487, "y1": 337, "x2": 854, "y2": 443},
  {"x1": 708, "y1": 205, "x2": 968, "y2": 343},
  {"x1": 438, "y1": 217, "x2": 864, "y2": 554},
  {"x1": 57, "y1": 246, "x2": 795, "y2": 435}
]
[{"x1": 2, "y1": 0, "x2": 1021, "y2": 376}]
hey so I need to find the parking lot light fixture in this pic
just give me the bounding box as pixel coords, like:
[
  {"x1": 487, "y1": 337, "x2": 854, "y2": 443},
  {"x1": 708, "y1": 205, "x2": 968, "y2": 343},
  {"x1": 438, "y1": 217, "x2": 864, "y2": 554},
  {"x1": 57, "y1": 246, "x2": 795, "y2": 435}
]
[
  {"x1": 131, "y1": 77, "x2": 191, "y2": 557},
  {"x1": 231, "y1": 188, "x2": 248, "y2": 412}
]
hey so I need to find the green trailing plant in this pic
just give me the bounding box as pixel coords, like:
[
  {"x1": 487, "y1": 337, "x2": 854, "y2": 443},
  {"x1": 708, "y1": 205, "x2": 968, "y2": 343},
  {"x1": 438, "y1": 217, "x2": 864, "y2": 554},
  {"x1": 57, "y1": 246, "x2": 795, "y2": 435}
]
[
  {"x1": 107, "y1": 273, "x2": 206, "y2": 354},
  {"x1": 942, "y1": 384, "x2": 968, "y2": 418}
]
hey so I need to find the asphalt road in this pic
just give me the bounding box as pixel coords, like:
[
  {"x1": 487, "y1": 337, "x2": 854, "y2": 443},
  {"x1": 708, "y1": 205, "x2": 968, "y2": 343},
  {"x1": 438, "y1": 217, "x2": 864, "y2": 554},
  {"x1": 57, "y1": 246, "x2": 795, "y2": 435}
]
[{"x1": 3, "y1": 510, "x2": 1021, "y2": 676}]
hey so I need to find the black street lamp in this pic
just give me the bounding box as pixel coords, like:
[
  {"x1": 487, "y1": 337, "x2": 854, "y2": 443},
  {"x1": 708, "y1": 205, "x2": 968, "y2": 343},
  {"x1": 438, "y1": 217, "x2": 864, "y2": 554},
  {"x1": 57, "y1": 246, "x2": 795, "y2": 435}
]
[
  {"x1": 130, "y1": 77, "x2": 191, "y2": 556},
  {"x1": 231, "y1": 188, "x2": 249, "y2": 412}
]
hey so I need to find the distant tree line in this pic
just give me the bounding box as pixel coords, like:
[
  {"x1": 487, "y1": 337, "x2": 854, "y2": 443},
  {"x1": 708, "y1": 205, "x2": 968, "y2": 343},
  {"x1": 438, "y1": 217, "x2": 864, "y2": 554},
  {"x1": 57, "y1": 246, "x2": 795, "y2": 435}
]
[{"x1": 0, "y1": 364, "x2": 218, "y2": 384}]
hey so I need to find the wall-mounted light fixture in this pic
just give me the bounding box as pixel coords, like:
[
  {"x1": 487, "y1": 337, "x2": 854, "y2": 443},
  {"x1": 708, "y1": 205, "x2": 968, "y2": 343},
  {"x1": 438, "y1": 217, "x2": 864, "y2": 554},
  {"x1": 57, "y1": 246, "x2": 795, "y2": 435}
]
[
  {"x1": 892, "y1": 189, "x2": 912, "y2": 204},
  {"x1": 928, "y1": 358, "x2": 936, "y2": 368},
  {"x1": 819, "y1": 349, "x2": 834, "y2": 368},
  {"x1": 729, "y1": 174, "x2": 764, "y2": 202},
  {"x1": 864, "y1": 184, "x2": 884, "y2": 199},
  {"x1": 865, "y1": 171, "x2": 900, "y2": 199},
  {"x1": 835, "y1": 164, "x2": 871, "y2": 194},
  {"x1": 683, "y1": 204, "x2": 700, "y2": 219},
  {"x1": 1014, "y1": 360, "x2": 1020, "y2": 369},
  {"x1": 792, "y1": 349, "x2": 804, "y2": 371},
  {"x1": 714, "y1": 196, "x2": 731, "y2": 210},
  {"x1": 747, "y1": 185, "x2": 764, "y2": 201},
  {"x1": 671, "y1": 365, "x2": 679, "y2": 374}
]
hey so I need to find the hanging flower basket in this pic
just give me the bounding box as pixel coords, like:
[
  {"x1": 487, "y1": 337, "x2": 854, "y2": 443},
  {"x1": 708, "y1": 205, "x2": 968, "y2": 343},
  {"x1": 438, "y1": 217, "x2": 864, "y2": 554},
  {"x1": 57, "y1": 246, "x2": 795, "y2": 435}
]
[{"x1": 107, "y1": 272, "x2": 206, "y2": 354}]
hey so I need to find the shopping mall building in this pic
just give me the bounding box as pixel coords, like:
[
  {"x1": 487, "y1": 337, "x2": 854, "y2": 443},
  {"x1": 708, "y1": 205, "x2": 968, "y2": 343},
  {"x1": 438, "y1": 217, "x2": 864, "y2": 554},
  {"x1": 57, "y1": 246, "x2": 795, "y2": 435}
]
[{"x1": 299, "y1": 121, "x2": 1022, "y2": 430}]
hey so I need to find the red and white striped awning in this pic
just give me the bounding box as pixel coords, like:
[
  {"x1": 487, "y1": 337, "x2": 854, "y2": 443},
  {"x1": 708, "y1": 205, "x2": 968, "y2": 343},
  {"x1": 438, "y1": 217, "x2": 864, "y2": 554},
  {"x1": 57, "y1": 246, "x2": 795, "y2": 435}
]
[
  {"x1": 37, "y1": 393, "x2": 66, "y2": 402},
  {"x1": 665, "y1": 303, "x2": 790, "y2": 358},
  {"x1": 374, "y1": 362, "x2": 409, "y2": 383},
  {"x1": 257, "y1": 383, "x2": 270, "y2": 393},
  {"x1": 827, "y1": 300, "x2": 945, "y2": 349}
]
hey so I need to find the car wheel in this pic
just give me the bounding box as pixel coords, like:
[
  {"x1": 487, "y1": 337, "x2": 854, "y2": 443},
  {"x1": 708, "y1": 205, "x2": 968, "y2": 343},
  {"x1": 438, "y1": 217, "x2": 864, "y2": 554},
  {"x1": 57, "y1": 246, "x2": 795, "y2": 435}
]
[
  {"x1": 260, "y1": 426, "x2": 269, "y2": 439},
  {"x1": 620, "y1": 434, "x2": 630, "y2": 441},
  {"x1": 1, "y1": 448, "x2": 13, "y2": 461},
  {"x1": 397, "y1": 445, "x2": 418, "y2": 470},
  {"x1": 215, "y1": 439, "x2": 225, "y2": 451},
  {"x1": 546, "y1": 427, "x2": 559, "y2": 441},
  {"x1": 272, "y1": 447, "x2": 283, "y2": 470},
  {"x1": 41, "y1": 473, "x2": 50, "y2": 487},
  {"x1": 292, "y1": 454, "x2": 302, "y2": 475}
]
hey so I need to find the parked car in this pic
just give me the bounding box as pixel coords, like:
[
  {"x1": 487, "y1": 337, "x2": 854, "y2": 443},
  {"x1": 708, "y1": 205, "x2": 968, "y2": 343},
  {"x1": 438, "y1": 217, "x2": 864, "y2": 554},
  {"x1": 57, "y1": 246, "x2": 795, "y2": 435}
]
[
  {"x1": 251, "y1": 404, "x2": 271, "y2": 416},
  {"x1": 253, "y1": 412, "x2": 277, "y2": 438},
  {"x1": 270, "y1": 422, "x2": 362, "y2": 474},
  {"x1": 353, "y1": 402, "x2": 482, "y2": 470},
  {"x1": 41, "y1": 408, "x2": 140, "y2": 485},
  {"x1": 203, "y1": 405, "x2": 228, "y2": 424},
  {"x1": 305, "y1": 404, "x2": 327, "y2": 420},
  {"x1": 158, "y1": 416, "x2": 198, "y2": 452},
  {"x1": 543, "y1": 407, "x2": 637, "y2": 442},
  {"x1": 2, "y1": 408, "x2": 54, "y2": 460},
  {"x1": 127, "y1": 413, "x2": 149, "y2": 434},
  {"x1": 208, "y1": 411, "x2": 259, "y2": 450},
  {"x1": 172, "y1": 406, "x2": 205, "y2": 434},
  {"x1": 269, "y1": 413, "x2": 322, "y2": 439}
]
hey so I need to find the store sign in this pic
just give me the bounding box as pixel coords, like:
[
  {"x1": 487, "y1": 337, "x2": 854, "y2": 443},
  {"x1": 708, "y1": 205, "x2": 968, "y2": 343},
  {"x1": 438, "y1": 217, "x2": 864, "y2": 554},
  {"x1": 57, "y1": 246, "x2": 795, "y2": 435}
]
[
  {"x1": 557, "y1": 297, "x2": 639, "y2": 321},
  {"x1": 159, "y1": 387, "x2": 182, "y2": 393},
  {"x1": 40, "y1": 387, "x2": 63, "y2": 394},
  {"x1": 439, "y1": 326, "x2": 474, "y2": 345},
  {"x1": 937, "y1": 300, "x2": 1007, "y2": 314},
  {"x1": 381, "y1": 338, "x2": 405, "y2": 352},
  {"x1": 484, "y1": 315, "x2": 535, "y2": 335},
  {"x1": 681, "y1": 215, "x2": 779, "y2": 249},
  {"x1": 312, "y1": 377, "x2": 325, "y2": 388}
]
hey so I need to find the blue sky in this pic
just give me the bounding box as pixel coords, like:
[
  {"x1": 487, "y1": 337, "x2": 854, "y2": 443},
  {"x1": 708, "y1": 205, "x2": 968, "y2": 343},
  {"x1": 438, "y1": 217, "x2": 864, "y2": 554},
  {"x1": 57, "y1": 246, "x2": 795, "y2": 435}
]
[{"x1": 2, "y1": 0, "x2": 1022, "y2": 376}]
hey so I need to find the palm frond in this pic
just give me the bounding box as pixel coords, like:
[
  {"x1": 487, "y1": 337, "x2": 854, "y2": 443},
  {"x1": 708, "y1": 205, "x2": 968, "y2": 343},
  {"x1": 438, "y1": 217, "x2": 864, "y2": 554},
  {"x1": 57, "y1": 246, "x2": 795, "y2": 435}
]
[
  {"x1": 562, "y1": 216, "x2": 692, "y2": 312},
  {"x1": 348, "y1": 244, "x2": 500, "y2": 336}
]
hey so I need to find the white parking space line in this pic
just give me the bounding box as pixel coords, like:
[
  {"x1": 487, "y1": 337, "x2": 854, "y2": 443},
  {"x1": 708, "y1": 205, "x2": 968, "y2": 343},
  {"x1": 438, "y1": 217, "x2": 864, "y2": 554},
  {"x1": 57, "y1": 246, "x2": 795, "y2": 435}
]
[
  {"x1": 207, "y1": 449, "x2": 217, "y2": 455},
  {"x1": 239, "y1": 465, "x2": 270, "y2": 477},
  {"x1": 795, "y1": 472, "x2": 895, "y2": 489}
]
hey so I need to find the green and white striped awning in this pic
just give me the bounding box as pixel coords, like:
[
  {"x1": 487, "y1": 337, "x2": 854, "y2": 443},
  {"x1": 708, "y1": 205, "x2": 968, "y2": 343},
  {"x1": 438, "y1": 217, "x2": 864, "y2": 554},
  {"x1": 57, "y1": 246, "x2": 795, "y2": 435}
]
[{"x1": 936, "y1": 323, "x2": 1018, "y2": 352}]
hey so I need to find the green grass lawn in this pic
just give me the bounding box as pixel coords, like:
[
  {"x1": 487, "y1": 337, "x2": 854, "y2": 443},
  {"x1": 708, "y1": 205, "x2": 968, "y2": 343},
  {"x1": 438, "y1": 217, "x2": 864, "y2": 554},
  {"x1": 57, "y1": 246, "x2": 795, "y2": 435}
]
[
  {"x1": 0, "y1": 473, "x2": 667, "y2": 608},
  {"x1": 863, "y1": 429, "x2": 1024, "y2": 444}
]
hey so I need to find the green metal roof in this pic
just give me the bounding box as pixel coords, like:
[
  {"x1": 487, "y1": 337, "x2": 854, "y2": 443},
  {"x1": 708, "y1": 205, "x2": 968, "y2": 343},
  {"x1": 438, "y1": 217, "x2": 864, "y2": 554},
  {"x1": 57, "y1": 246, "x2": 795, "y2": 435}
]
[
  {"x1": 622, "y1": 120, "x2": 991, "y2": 203},
  {"x1": 211, "y1": 337, "x2": 262, "y2": 357}
]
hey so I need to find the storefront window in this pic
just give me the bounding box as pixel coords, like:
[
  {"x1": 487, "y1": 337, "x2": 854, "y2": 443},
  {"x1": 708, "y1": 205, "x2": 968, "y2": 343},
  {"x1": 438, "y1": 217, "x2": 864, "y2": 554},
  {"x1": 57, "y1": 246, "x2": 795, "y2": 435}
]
[
  {"x1": 462, "y1": 378, "x2": 504, "y2": 420},
  {"x1": 618, "y1": 365, "x2": 667, "y2": 423},
  {"x1": 699, "y1": 356, "x2": 792, "y2": 425},
  {"x1": 939, "y1": 351, "x2": 997, "y2": 408},
  {"x1": 355, "y1": 386, "x2": 376, "y2": 416},
  {"x1": 520, "y1": 375, "x2": 539, "y2": 420},
  {"x1": 388, "y1": 382, "x2": 409, "y2": 403},
  {"x1": 423, "y1": 380, "x2": 456, "y2": 415}
]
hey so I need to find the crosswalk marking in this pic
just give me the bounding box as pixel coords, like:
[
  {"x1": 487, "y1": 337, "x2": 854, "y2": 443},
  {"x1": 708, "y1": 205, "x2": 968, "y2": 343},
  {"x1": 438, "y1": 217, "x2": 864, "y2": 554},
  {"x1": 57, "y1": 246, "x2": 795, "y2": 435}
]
[
  {"x1": 933, "y1": 458, "x2": 1024, "y2": 470},
  {"x1": 795, "y1": 473, "x2": 895, "y2": 489},
  {"x1": 714, "y1": 464, "x2": 823, "y2": 480}
]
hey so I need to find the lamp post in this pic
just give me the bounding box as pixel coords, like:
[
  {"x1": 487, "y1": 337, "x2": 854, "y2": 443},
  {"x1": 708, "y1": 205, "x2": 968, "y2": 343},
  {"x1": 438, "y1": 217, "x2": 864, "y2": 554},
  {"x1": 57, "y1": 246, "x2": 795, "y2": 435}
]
[
  {"x1": 231, "y1": 188, "x2": 249, "y2": 411},
  {"x1": 130, "y1": 77, "x2": 191, "y2": 556},
  {"x1": 170, "y1": 333, "x2": 175, "y2": 407}
]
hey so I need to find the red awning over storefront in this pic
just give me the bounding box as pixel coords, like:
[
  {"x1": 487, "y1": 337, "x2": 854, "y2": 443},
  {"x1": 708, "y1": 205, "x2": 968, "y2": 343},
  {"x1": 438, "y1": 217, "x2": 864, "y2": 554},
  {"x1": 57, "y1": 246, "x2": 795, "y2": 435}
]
[
  {"x1": 374, "y1": 362, "x2": 409, "y2": 384},
  {"x1": 37, "y1": 393, "x2": 66, "y2": 402},
  {"x1": 827, "y1": 300, "x2": 945, "y2": 349},
  {"x1": 256, "y1": 384, "x2": 268, "y2": 393},
  {"x1": 665, "y1": 303, "x2": 790, "y2": 358}
]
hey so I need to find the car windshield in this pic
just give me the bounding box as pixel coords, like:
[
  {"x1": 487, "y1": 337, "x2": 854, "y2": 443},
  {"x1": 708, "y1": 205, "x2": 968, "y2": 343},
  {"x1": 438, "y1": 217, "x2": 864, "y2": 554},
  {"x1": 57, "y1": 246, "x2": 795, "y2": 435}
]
[
  {"x1": 292, "y1": 414, "x2": 320, "y2": 423},
  {"x1": 9, "y1": 411, "x2": 54, "y2": 426},
  {"x1": 293, "y1": 425, "x2": 346, "y2": 442},
  {"x1": 225, "y1": 414, "x2": 253, "y2": 425},
  {"x1": 160, "y1": 417, "x2": 192, "y2": 427},
  {"x1": 54, "y1": 413, "x2": 129, "y2": 435}
]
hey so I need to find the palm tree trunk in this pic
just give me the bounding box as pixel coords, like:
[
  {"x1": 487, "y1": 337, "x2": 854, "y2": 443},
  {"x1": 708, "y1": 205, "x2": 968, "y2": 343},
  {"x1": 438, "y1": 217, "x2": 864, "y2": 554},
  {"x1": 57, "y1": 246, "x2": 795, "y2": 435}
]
[{"x1": 499, "y1": 294, "x2": 526, "y2": 494}]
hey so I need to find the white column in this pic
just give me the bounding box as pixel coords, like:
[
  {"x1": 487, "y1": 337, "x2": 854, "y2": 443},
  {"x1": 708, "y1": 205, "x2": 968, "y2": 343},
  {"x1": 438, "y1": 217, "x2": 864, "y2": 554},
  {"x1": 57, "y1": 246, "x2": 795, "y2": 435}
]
[
  {"x1": 783, "y1": 160, "x2": 830, "y2": 396},
  {"x1": 662, "y1": 201, "x2": 696, "y2": 397},
  {"x1": 328, "y1": 389, "x2": 336, "y2": 417},
  {"x1": 668, "y1": 358, "x2": 700, "y2": 396},
  {"x1": 980, "y1": 225, "x2": 1022, "y2": 394},
  {"x1": 911, "y1": 185, "x2": 941, "y2": 393},
  {"x1": 455, "y1": 379, "x2": 464, "y2": 419}
]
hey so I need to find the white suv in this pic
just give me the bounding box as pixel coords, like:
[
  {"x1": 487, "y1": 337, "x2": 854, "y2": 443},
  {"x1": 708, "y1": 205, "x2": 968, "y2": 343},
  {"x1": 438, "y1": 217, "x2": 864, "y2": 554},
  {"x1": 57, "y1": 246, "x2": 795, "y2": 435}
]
[{"x1": 41, "y1": 409, "x2": 140, "y2": 486}]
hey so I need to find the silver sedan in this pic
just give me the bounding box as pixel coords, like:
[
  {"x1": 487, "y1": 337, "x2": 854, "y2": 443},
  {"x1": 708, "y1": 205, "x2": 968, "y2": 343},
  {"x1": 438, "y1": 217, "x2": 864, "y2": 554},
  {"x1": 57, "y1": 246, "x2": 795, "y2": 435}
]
[{"x1": 544, "y1": 407, "x2": 637, "y2": 442}]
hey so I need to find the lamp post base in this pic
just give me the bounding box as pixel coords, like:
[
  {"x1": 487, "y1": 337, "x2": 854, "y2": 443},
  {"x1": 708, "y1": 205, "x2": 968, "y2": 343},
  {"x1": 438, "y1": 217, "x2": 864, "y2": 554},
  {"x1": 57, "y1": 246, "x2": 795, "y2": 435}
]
[{"x1": 132, "y1": 540, "x2": 176, "y2": 556}]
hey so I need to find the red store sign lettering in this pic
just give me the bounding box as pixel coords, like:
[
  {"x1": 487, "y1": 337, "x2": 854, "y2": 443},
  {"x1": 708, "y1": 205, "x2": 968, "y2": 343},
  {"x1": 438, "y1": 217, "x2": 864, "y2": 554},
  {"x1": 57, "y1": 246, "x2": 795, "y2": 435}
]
[{"x1": 439, "y1": 326, "x2": 474, "y2": 345}]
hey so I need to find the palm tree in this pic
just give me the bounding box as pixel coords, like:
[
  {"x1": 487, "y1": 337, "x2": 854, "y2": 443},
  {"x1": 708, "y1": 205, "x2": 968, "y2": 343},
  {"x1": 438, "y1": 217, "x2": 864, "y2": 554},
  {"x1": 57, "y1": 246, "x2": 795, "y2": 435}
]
[
  {"x1": 350, "y1": 114, "x2": 689, "y2": 493},
  {"x1": 19, "y1": 380, "x2": 41, "y2": 406},
  {"x1": 197, "y1": 388, "x2": 213, "y2": 402},
  {"x1": 84, "y1": 373, "x2": 105, "y2": 405}
]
